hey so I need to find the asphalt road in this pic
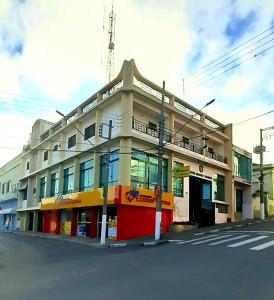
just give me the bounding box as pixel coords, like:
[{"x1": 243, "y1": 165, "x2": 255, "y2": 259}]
[{"x1": 1, "y1": 221, "x2": 274, "y2": 300}]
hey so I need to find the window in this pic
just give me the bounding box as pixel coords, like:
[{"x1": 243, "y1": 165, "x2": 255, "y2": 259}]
[
  {"x1": 2, "y1": 183, "x2": 5, "y2": 194},
  {"x1": 63, "y1": 167, "x2": 74, "y2": 194},
  {"x1": 68, "y1": 134, "x2": 76, "y2": 149},
  {"x1": 130, "y1": 150, "x2": 168, "y2": 192},
  {"x1": 26, "y1": 162, "x2": 30, "y2": 170},
  {"x1": 53, "y1": 144, "x2": 59, "y2": 151},
  {"x1": 173, "y1": 161, "x2": 184, "y2": 197},
  {"x1": 80, "y1": 160, "x2": 94, "y2": 191},
  {"x1": 182, "y1": 136, "x2": 189, "y2": 144},
  {"x1": 43, "y1": 151, "x2": 48, "y2": 161},
  {"x1": 233, "y1": 152, "x2": 252, "y2": 181},
  {"x1": 100, "y1": 151, "x2": 119, "y2": 187},
  {"x1": 84, "y1": 124, "x2": 96, "y2": 140},
  {"x1": 236, "y1": 189, "x2": 243, "y2": 212},
  {"x1": 39, "y1": 176, "x2": 46, "y2": 199},
  {"x1": 6, "y1": 181, "x2": 11, "y2": 193},
  {"x1": 50, "y1": 173, "x2": 59, "y2": 196},
  {"x1": 212, "y1": 174, "x2": 225, "y2": 201}
]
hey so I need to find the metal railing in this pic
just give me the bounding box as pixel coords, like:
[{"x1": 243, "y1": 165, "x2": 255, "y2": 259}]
[{"x1": 132, "y1": 118, "x2": 227, "y2": 163}]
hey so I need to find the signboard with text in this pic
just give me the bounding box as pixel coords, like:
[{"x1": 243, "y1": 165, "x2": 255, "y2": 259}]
[{"x1": 174, "y1": 166, "x2": 190, "y2": 178}]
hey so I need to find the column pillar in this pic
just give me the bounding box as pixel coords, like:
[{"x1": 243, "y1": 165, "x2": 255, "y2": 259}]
[
  {"x1": 73, "y1": 158, "x2": 80, "y2": 193},
  {"x1": 119, "y1": 138, "x2": 132, "y2": 186},
  {"x1": 93, "y1": 152, "x2": 101, "y2": 188},
  {"x1": 58, "y1": 164, "x2": 64, "y2": 194}
]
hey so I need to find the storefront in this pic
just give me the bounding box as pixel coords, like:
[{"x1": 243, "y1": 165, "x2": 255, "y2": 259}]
[
  {"x1": 0, "y1": 199, "x2": 17, "y2": 232},
  {"x1": 40, "y1": 185, "x2": 174, "y2": 240}
]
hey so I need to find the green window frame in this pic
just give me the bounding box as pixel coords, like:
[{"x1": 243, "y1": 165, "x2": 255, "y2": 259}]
[
  {"x1": 50, "y1": 172, "x2": 59, "y2": 196},
  {"x1": 79, "y1": 160, "x2": 94, "y2": 191},
  {"x1": 130, "y1": 150, "x2": 168, "y2": 192},
  {"x1": 40, "y1": 176, "x2": 46, "y2": 199},
  {"x1": 173, "y1": 161, "x2": 184, "y2": 197},
  {"x1": 213, "y1": 174, "x2": 225, "y2": 201},
  {"x1": 99, "y1": 151, "x2": 119, "y2": 187},
  {"x1": 63, "y1": 167, "x2": 74, "y2": 194}
]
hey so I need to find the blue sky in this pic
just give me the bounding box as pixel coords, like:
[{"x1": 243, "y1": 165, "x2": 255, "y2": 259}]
[{"x1": 0, "y1": 0, "x2": 273, "y2": 166}]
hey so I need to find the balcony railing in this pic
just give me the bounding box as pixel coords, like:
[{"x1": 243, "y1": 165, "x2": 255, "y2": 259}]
[{"x1": 132, "y1": 118, "x2": 227, "y2": 163}]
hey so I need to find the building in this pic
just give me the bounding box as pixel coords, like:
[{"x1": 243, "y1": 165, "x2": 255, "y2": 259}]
[
  {"x1": 17, "y1": 59, "x2": 251, "y2": 240},
  {"x1": 0, "y1": 154, "x2": 22, "y2": 232},
  {"x1": 232, "y1": 145, "x2": 252, "y2": 220},
  {"x1": 252, "y1": 163, "x2": 274, "y2": 217}
]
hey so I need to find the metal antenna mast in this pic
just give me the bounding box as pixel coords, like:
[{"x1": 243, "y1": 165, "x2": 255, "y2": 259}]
[{"x1": 106, "y1": 4, "x2": 116, "y2": 83}]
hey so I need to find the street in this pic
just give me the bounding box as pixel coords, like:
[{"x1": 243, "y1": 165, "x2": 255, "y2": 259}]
[{"x1": 1, "y1": 221, "x2": 274, "y2": 300}]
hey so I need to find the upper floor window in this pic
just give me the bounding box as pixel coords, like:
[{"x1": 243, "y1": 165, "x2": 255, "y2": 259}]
[
  {"x1": 212, "y1": 174, "x2": 225, "y2": 201},
  {"x1": 100, "y1": 151, "x2": 119, "y2": 187},
  {"x1": 84, "y1": 124, "x2": 96, "y2": 140},
  {"x1": 6, "y1": 181, "x2": 11, "y2": 193},
  {"x1": 43, "y1": 151, "x2": 48, "y2": 161},
  {"x1": 2, "y1": 183, "x2": 6, "y2": 194},
  {"x1": 50, "y1": 172, "x2": 59, "y2": 196},
  {"x1": 80, "y1": 160, "x2": 94, "y2": 191},
  {"x1": 173, "y1": 161, "x2": 184, "y2": 197},
  {"x1": 63, "y1": 167, "x2": 74, "y2": 194},
  {"x1": 68, "y1": 134, "x2": 76, "y2": 149},
  {"x1": 26, "y1": 162, "x2": 30, "y2": 170},
  {"x1": 40, "y1": 176, "x2": 46, "y2": 200},
  {"x1": 53, "y1": 144, "x2": 59, "y2": 151}
]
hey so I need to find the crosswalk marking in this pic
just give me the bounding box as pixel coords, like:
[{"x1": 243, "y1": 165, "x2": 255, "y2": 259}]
[
  {"x1": 227, "y1": 235, "x2": 269, "y2": 248},
  {"x1": 209, "y1": 235, "x2": 250, "y2": 245},
  {"x1": 192, "y1": 235, "x2": 232, "y2": 245},
  {"x1": 250, "y1": 240, "x2": 274, "y2": 251},
  {"x1": 177, "y1": 234, "x2": 219, "y2": 245}
]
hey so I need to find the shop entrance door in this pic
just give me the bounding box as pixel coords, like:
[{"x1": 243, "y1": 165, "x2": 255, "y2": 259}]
[
  {"x1": 60, "y1": 209, "x2": 72, "y2": 235},
  {"x1": 28, "y1": 211, "x2": 34, "y2": 231},
  {"x1": 189, "y1": 176, "x2": 214, "y2": 227},
  {"x1": 77, "y1": 208, "x2": 89, "y2": 237}
]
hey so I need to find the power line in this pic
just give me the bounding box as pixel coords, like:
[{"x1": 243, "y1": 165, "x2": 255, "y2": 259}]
[{"x1": 183, "y1": 25, "x2": 274, "y2": 82}]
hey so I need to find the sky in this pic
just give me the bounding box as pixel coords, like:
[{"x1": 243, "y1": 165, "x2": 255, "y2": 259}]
[{"x1": 0, "y1": 0, "x2": 274, "y2": 167}]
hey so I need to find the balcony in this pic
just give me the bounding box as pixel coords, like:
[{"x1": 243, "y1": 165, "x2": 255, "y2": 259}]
[{"x1": 132, "y1": 118, "x2": 227, "y2": 164}]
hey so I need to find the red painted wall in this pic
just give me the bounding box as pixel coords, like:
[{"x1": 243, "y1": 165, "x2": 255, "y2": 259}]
[
  {"x1": 87, "y1": 207, "x2": 97, "y2": 238},
  {"x1": 43, "y1": 210, "x2": 60, "y2": 234},
  {"x1": 116, "y1": 206, "x2": 173, "y2": 240}
]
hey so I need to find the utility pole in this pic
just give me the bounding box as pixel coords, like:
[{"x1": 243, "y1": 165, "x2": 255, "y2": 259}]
[
  {"x1": 100, "y1": 120, "x2": 112, "y2": 245},
  {"x1": 259, "y1": 128, "x2": 265, "y2": 220},
  {"x1": 155, "y1": 81, "x2": 165, "y2": 241}
]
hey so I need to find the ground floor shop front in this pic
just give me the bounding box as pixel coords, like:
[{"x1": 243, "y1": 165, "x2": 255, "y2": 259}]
[
  {"x1": 40, "y1": 185, "x2": 174, "y2": 240},
  {"x1": 0, "y1": 199, "x2": 17, "y2": 232}
]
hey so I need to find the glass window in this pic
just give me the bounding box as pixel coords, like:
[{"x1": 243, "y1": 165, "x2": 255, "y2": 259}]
[
  {"x1": 63, "y1": 167, "x2": 74, "y2": 194},
  {"x1": 130, "y1": 150, "x2": 168, "y2": 192},
  {"x1": 68, "y1": 134, "x2": 76, "y2": 149},
  {"x1": 99, "y1": 151, "x2": 119, "y2": 187},
  {"x1": 43, "y1": 151, "x2": 48, "y2": 161},
  {"x1": 79, "y1": 160, "x2": 94, "y2": 191},
  {"x1": 26, "y1": 162, "x2": 30, "y2": 170},
  {"x1": 213, "y1": 174, "x2": 225, "y2": 201},
  {"x1": 40, "y1": 176, "x2": 46, "y2": 199},
  {"x1": 50, "y1": 173, "x2": 59, "y2": 196},
  {"x1": 84, "y1": 124, "x2": 95, "y2": 140},
  {"x1": 173, "y1": 161, "x2": 184, "y2": 197},
  {"x1": 6, "y1": 181, "x2": 11, "y2": 193},
  {"x1": 233, "y1": 152, "x2": 252, "y2": 181},
  {"x1": 236, "y1": 189, "x2": 243, "y2": 212}
]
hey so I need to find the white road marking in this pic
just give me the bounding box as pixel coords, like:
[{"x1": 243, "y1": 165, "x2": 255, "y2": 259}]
[
  {"x1": 194, "y1": 232, "x2": 205, "y2": 236},
  {"x1": 224, "y1": 226, "x2": 232, "y2": 229},
  {"x1": 250, "y1": 240, "x2": 274, "y2": 251},
  {"x1": 228, "y1": 236, "x2": 269, "y2": 248},
  {"x1": 256, "y1": 221, "x2": 261, "y2": 224},
  {"x1": 210, "y1": 229, "x2": 219, "y2": 232},
  {"x1": 209, "y1": 235, "x2": 249, "y2": 246},
  {"x1": 236, "y1": 224, "x2": 243, "y2": 227},
  {"x1": 192, "y1": 235, "x2": 232, "y2": 245},
  {"x1": 177, "y1": 234, "x2": 219, "y2": 245},
  {"x1": 168, "y1": 240, "x2": 185, "y2": 243},
  {"x1": 225, "y1": 230, "x2": 274, "y2": 234}
]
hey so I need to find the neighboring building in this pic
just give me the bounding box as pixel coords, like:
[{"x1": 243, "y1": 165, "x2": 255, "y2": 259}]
[
  {"x1": 232, "y1": 145, "x2": 252, "y2": 220},
  {"x1": 0, "y1": 154, "x2": 22, "y2": 232},
  {"x1": 252, "y1": 163, "x2": 274, "y2": 217},
  {"x1": 17, "y1": 59, "x2": 251, "y2": 240}
]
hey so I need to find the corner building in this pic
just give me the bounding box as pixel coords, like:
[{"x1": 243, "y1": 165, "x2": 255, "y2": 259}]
[{"x1": 17, "y1": 59, "x2": 249, "y2": 240}]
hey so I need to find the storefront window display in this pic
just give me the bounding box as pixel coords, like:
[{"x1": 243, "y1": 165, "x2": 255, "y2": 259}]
[
  {"x1": 77, "y1": 208, "x2": 89, "y2": 236},
  {"x1": 60, "y1": 209, "x2": 72, "y2": 235}
]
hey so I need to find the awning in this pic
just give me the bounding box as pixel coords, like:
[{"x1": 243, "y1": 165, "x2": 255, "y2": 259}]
[
  {"x1": 18, "y1": 182, "x2": 28, "y2": 191},
  {"x1": 0, "y1": 208, "x2": 16, "y2": 215}
]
